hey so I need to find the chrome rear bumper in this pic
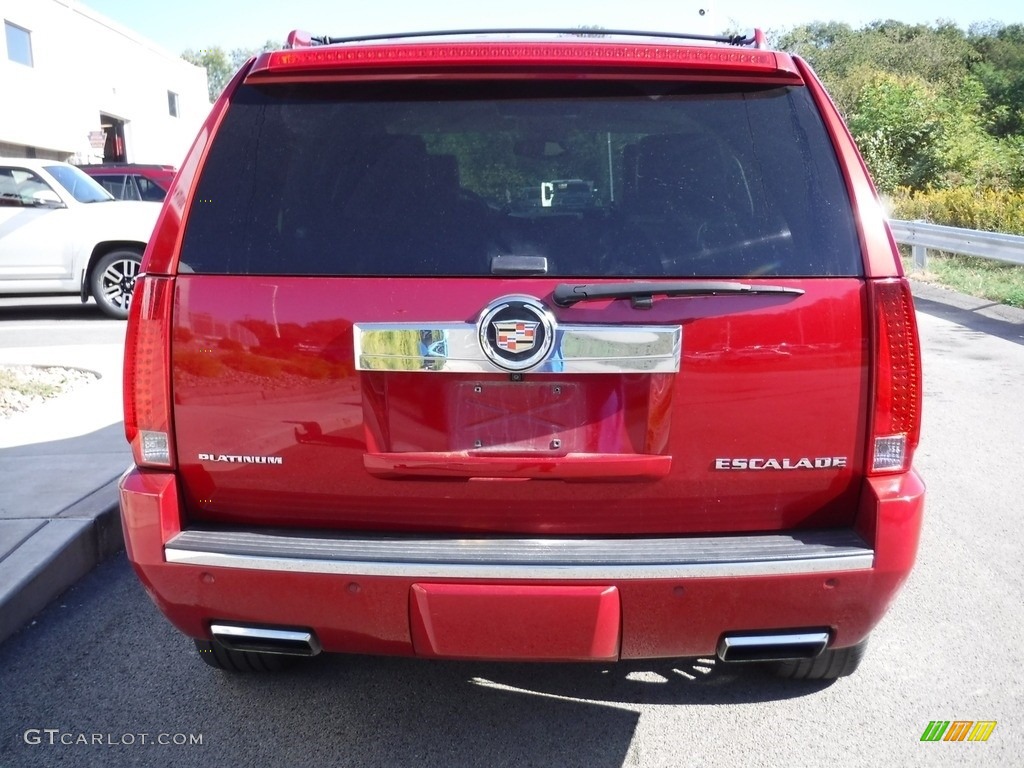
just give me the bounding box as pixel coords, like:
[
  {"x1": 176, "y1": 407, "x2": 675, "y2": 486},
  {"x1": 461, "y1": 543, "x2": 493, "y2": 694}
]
[{"x1": 166, "y1": 528, "x2": 872, "y2": 580}]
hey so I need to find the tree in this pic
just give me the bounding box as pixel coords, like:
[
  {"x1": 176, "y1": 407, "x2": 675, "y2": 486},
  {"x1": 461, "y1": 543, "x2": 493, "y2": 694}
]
[
  {"x1": 777, "y1": 20, "x2": 1024, "y2": 191},
  {"x1": 230, "y1": 40, "x2": 282, "y2": 71},
  {"x1": 848, "y1": 73, "x2": 945, "y2": 191},
  {"x1": 181, "y1": 47, "x2": 232, "y2": 102},
  {"x1": 777, "y1": 21, "x2": 977, "y2": 118},
  {"x1": 182, "y1": 40, "x2": 281, "y2": 102},
  {"x1": 969, "y1": 24, "x2": 1024, "y2": 138}
]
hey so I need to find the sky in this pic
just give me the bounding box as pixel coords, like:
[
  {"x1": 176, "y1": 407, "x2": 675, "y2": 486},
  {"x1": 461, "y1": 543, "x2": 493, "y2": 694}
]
[{"x1": 79, "y1": 0, "x2": 1022, "y2": 55}]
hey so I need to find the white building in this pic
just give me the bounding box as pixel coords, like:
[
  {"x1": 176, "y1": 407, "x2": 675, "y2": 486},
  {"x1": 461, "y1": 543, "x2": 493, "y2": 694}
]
[{"x1": 1, "y1": 0, "x2": 209, "y2": 166}]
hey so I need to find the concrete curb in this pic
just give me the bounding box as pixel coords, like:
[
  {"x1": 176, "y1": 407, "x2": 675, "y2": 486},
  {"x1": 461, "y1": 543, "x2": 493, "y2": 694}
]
[
  {"x1": 0, "y1": 328, "x2": 127, "y2": 647},
  {"x1": 0, "y1": 477, "x2": 123, "y2": 645}
]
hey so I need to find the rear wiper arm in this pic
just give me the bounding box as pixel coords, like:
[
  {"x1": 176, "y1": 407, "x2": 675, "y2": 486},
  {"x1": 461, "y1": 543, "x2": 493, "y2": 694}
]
[{"x1": 552, "y1": 281, "x2": 804, "y2": 308}]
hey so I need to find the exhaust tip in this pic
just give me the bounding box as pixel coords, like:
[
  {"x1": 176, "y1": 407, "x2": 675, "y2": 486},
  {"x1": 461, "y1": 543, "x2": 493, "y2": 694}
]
[
  {"x1": 211, "y1": 623, "x2": 321, "y2": 657},
  {"x1": 717, "y1": 631, "x2": 829, "y2": 663}
]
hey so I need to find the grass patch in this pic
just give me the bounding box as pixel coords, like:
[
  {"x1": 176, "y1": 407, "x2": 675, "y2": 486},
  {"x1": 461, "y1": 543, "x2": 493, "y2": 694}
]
[
  {"x1": 0, "y1": 368, "x2": 61, "y2": 399},
  {"x1": 902, "y1": 251, "x2": 1024, "y2": 309}
]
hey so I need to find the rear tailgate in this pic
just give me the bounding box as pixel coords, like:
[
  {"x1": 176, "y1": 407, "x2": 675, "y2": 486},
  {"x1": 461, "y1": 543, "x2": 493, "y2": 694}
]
[
  {"x1": 171, "y1": 275, "x2": 866, "y2": 535},
  {"x1": 166, "y1": 43, "x2": 871, "y2": 537}
]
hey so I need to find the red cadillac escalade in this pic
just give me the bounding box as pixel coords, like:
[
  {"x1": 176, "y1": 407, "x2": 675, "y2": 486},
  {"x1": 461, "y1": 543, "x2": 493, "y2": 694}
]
[{"x1": 119, "y1": 26, "x2": 924, "y2": 679}]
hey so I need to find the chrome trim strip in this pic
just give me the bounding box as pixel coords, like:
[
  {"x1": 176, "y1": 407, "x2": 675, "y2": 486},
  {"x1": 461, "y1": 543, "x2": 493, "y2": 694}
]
[
  {"x1": 354, "y1": 322, "x2": 682, "y2": 374},
  {"x1": 719, "y1": 632, "x2": 830, "y2": 651},
  {"x1": 166, "y1": 551, "x2": 871, "y2": 579},
  {"x1": 166, "y1": 530, "x2": 873, "y2": 580},
  {"x1": 210, "y1": 624, "x2": 313, "y2": 644}
]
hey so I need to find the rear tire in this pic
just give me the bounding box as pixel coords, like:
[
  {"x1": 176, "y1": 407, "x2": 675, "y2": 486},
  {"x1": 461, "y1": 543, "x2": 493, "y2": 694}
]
[
  {"x1": 194, "y1": 639, "x2": 294, "y2": 673},
  {"x1": 771, "y1": 638, "x2": 868, "y2": 680},
  {"x1": 89, "y1": 249, "x2": 142, "y2": 319}
]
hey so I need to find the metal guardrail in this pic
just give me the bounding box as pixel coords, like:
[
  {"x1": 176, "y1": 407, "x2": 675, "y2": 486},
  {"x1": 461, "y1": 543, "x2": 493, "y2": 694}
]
[{"x1": 889, "y1": 219, "x2": 1024, "y2": 270}]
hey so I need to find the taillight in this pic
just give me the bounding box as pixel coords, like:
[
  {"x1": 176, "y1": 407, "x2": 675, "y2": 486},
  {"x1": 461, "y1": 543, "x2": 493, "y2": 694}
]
[
  {"x1": 869, "y1": 279, "x2": 922, "y2": 474},
  {"x1": 124, "y1": 275, "x2": 175, "y2": 468}
]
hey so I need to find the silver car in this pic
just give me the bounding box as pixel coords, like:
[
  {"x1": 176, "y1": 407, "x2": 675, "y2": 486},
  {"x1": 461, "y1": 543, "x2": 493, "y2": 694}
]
[{"x1": 0, "y1": 158, "x2": 160, "y2": 318}]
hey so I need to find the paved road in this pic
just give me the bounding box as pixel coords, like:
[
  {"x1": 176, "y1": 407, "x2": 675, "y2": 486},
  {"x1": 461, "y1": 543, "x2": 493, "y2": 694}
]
[
  {"x1": 0, "y1": 297, "x2": 125, "y2": 348},
  {"x1": 0, "y1": 301, "x2": 1021, "y2": 767}
]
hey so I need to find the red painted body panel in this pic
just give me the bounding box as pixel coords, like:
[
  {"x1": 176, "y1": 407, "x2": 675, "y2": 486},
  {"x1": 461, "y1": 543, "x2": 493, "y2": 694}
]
[
  {"x1": 119, "y1": 469, "x2": 923, "y2": 659},
  {"x1": 170, "y1": 275, "x2": 868, "y2": 535}
]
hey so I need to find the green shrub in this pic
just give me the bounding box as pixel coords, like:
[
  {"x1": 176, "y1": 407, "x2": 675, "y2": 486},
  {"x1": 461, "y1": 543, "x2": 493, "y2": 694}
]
[
  {"x1": 889, "y1": 187, "x2": 1024, "y2": 308},
  {"x1": 887, "y1": 187, "x2": 1024, "y2": 234}
]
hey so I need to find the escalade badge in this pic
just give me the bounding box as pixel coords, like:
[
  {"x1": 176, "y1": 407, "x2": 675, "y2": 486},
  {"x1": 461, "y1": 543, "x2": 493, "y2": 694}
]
[{"x1": 478, "y1": 295, "x2": 555, "y2": 371}]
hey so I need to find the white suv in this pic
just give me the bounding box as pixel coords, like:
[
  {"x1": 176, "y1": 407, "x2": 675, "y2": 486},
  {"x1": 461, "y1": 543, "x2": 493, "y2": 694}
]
[{"x1": 0, "y1": 158, "x2": 160, "y2": 318}]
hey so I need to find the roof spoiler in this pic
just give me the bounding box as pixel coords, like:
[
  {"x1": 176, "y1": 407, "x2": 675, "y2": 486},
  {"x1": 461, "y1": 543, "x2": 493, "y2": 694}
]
[{"x1": 285, "y1": 28, "x2": 767, "y2": 50}]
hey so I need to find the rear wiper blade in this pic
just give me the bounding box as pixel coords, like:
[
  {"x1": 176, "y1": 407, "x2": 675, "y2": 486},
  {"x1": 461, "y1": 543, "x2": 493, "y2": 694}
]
[{"x1": 552, "y1": 281, "x2": 804, "y2": 308}]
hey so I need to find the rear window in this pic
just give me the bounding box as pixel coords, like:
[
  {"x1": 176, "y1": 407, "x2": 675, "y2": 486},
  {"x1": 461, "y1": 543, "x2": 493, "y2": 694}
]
[{"x1": 180, "y1": 80, "x2": 861, "y2": 277}]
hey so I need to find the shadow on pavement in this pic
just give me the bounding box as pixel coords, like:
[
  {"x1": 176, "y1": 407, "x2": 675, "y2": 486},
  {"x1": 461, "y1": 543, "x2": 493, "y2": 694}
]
[
  {"x1": 914, "y1": 296, "x2": 1024, "y2": 346},
  {"x1": 1, "y1": 554, "x2": 834, "y2": 768},
  {"x1": 0, "y1": 301, "x2": 116, "y2": 322}
]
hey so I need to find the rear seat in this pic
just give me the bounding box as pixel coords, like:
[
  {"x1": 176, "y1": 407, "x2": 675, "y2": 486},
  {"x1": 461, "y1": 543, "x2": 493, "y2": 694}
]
[
  {"x1": 334, "y1": 137, "x2": 497, "y2": 274},
  {"x1": 625, "y1": 132, "x2": 799, "y2": 276},
  {"x1": 496, "y1": 212, "x2": 663, "y2": 277}
]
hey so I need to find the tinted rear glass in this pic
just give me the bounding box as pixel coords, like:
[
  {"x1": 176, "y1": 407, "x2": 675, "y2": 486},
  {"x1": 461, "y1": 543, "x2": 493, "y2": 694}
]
[{"x1": 180, "y1": 80, "x2": 861, "y2": 277}]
